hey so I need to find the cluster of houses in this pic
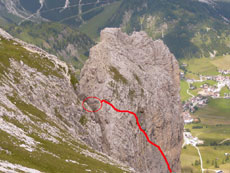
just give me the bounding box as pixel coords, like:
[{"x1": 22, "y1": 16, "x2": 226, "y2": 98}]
[
  {"x1": 180, "y1": 71, "x2": 185, "y2": 79},
  {"x1": 199, "y1": 74, "x2": 230, "y2": 84},
  {"x1": 183, "y1": 96, "x2": 208, "y2": 113},
  {"x1": 182, "y1": 111, "x2": 201, "y2": 124},
  {"x1": 218, "y1": 69, "x2": 230, "y2": 75},
  {"x1": 197, "y1": 84, "x2": 220, "y2": 98},
  {"x1": 182, "y1": 111, "x2": 194, "y2": 124},
  {"x1": 180, "y1": 66, "x2": 228, "y2": 173},
  {"x1": 183, "y1": 131, "x2": 204, "y2": 146},
  {"x1": 199, "y1": 75, "x2": 230, "y2": 98},
  {"x1": 224, "y1": 153, "x2": 230, "y2": 156},
  {"x1": 181, "y1": 72, "x2": 230, "y2": 125},
  {"x1": 181, "y1": 66, "x2": 230, "y2": 114},
  {"x1": 183, "y1": 72, "x2": 230, "y2": 99}
]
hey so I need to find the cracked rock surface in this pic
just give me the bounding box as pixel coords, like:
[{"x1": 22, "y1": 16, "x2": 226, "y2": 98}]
[{"x1": 78, "y1": 28, "x2": 184, "y2": 173}]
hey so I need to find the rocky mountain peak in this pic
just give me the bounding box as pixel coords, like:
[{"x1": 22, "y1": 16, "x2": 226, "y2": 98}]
[
  {"x1": 0, "y1": 28, "x2": 132, "y2": 173},
  {"x1": 78, "y1": 28, "x2": 184, "y2": 173},
  {"x1": 0, "y1": 26, "x2": 183, "y2": 173}
]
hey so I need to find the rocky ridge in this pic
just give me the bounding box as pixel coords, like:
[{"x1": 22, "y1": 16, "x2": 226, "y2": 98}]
[
  {"x1": 0, "y1": 28, "x2": 131, "y2": 173},
  {"x1": 0, "y1": 27, "x2": 183, "y2": 173},
  {"x1": 78, "y1": 28, "x2": 184, "y2": 173}
]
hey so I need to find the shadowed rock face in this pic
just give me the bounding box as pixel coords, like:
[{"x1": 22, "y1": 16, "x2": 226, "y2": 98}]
[{"x1": 78, "y1": 28, "x2": 184, "y2": 173}]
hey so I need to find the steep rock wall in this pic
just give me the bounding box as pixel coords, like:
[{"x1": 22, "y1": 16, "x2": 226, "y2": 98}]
[{"x1": 79, "y1": 28, "x2": 184, "y2": 173}]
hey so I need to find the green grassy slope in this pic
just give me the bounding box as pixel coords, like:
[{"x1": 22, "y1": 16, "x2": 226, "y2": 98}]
[
  {"x1": 0, "y1": 35, "x2": 127, "y2": 173},
  {"x1": 2, "y1": 0, "x2": 230, "y2": 61},
  {"x1": 79, "y1": 1, "x2": 122, "y2": 39},
  {"x1": 0, "y1": 36, "x2": 63, "y2": 79},
  {"x1": 103, "y1": 0, "x2": 230, "y2": 59},
  {"x1": 4, "y1": 22, "x2": 94, "y2": 70},
  {"x1": 181, "y1": 57, "x2": 219, "y2": 76}
]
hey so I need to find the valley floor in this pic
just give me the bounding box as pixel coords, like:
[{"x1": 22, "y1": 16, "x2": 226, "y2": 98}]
[{"x1": 180, "y1": 56, "x2": 230, "y2": 173}]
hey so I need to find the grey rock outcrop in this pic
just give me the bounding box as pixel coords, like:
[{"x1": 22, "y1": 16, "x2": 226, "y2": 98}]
[
  {"x1": 0, "y1": 26, "x2": 183, "y2": 173},
  {"x1": 79, "y1": 28, "x2": 184, "y2": 173},
  {"x1": 0, "y1": 28, "x2": 132, "y2": 172}
]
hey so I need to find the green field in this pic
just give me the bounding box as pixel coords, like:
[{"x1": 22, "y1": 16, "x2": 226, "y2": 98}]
[
  {"x1": 186, "y1": 98, "x2": 230, "y2": 143},
  {"x1": 200, "y1": 146, "x2": 230, "y2": 172},
  {"x1": 189, "y1": 88, "x2": 201, "y2": 97},
  {"x1": 220, "y1": 86, "x2": 230, "y2": 97},
  {"x1": 194, "y1": 98, "x2": 230, "y2": 125},
  {"x1": 181, "y1": 58, "x2": 219, "y2": 76},
  {"x1": 192, "y1": 80, "x2": 217, "y2": 88},
  {"x1": 182, "y1": 98, "x2": 230, "y2": 172},
  {"x1": 180, "y1": 80, "x2": 192, "y2": 102},
  {"x1": 181, "y1": 145, "x2": 202, "y2": 173},
  {"x1": 185, "y1": 123, "x2": 230, "y2": 145},
  {"x1": 185, "y1": 72, "x2": 200, "y2": 80},
  {"x1": 180, "y1": 55, "x2": 230, "y2": 78},
  {"x1": 211, "y1": 55, "x2": 230, "y2": 71}
]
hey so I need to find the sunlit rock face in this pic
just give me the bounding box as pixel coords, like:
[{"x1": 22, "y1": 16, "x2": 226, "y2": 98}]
[{"x1": 78, "y1": 28, "x2": 184, "y2": 173}]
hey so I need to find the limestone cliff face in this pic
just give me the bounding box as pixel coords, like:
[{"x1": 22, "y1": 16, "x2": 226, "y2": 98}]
[
  {"x1": 0, "y1": 27, "x2": 183, "y2": 173},
  {"x1": 0, "y1": 28, "x2": 131, "y2": 173},
  {"x1": 79, "y1": 28, "x2": 184, "y2": 173}
]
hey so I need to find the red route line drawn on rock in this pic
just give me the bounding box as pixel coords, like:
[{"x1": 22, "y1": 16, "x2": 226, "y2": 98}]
[{"x1": 82, "y1": 97, "x2": 173, "y2": 173}]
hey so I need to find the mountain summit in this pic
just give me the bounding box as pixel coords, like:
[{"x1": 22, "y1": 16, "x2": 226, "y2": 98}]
[
  {"x1": 0, "y1": 27, "x2": 131, "y2": 172},
  {"x1": 0, "y1": 27, "x2": 183, "y2": 172},
  {"x1": 78, "y1": 28, "x2": 184, "y2": 173}
]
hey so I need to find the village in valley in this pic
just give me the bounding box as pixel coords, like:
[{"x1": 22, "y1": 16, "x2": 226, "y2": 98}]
[
  {"x1": 180, "y1": 60, "x2": 230, "y2": 173},
  {"x1": 181, "y1": 63, "x2": 230, "y2": 123}
]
